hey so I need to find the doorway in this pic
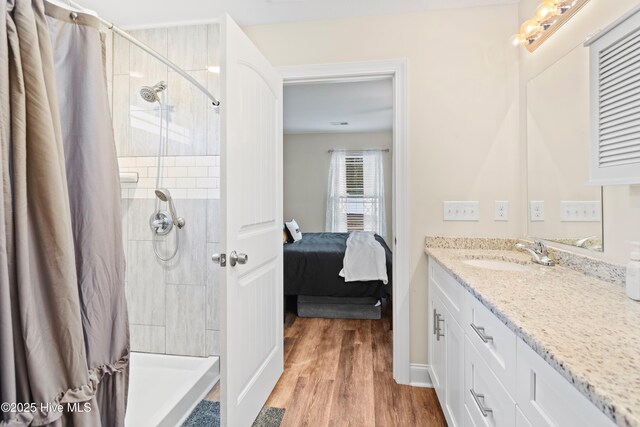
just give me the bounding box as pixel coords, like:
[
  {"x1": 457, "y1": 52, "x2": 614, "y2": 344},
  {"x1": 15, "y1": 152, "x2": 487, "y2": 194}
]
[{"x1": 279, "y1": 60, "x2": 410, "y2": 384}]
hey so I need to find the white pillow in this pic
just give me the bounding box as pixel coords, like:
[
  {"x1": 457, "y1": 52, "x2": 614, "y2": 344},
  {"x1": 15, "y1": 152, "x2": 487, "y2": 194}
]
[{"x1": 285, "y1": 219, "x2": 302, "y2": 242}]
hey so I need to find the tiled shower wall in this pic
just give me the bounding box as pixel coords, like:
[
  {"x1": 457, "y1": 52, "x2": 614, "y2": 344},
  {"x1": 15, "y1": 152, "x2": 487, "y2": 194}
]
[{"x1": 111, "y1": 23, "x2": 221, "y2": 357}]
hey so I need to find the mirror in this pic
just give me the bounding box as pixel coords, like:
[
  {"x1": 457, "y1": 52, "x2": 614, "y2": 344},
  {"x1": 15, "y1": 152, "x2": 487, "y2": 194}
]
[{"x1": 526, "y1": 44, "x2": 604, "y2": 252}]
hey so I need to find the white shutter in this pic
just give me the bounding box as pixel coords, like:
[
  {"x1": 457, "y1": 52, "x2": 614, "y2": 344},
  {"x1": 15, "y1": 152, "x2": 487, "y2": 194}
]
[{"x1": 587, "y1": 6, "x2": 640, "y2": 184}]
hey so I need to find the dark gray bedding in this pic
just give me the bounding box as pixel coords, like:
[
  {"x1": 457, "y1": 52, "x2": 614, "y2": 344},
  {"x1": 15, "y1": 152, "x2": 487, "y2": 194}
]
[{"x1": 283, "y1": 232, "x2": 392, "y2": 299}]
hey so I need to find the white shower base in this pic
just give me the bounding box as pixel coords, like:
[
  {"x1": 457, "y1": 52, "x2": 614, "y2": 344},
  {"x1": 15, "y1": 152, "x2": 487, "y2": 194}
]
[{"x1": 125, "y1": 352, "x2": 220, "y2": 427}]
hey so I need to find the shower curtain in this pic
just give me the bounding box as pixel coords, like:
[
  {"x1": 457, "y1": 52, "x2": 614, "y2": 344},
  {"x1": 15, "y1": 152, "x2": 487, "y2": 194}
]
[{"x1": 0, "y1": 1, "x2": 129, "y2": 426}]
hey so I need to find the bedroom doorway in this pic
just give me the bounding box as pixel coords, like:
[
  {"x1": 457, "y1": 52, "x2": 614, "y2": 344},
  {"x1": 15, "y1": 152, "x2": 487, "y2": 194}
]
[{"x1": 278, "y1": 60, "x2": 410, "y2": 388}]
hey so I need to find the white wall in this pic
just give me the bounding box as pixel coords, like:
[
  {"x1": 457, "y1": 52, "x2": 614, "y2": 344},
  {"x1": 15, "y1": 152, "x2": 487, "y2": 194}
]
[
  {"x1": 284, "y1": 132, "x2": 393, "y2": 242},
  {"x1": 519, "y1": 0, "x2": 640, "y2": 263},
  {"x1": 244, "y1": 4, "x2": 521, "y2": 364}
]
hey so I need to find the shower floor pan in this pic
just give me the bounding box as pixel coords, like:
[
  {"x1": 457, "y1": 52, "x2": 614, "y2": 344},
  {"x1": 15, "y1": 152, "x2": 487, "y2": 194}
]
[{"x1": 126, "y1": 352, "x2": 220, "y2": 427}]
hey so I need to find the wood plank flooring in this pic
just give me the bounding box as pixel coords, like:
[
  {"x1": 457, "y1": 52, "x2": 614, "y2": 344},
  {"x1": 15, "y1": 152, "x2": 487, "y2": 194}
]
[
  {"x1": 205, "y1": 303, "x2": 446, "y2": 426},
  {"x1": 267, "y1": 304, "x2": 447, "y2": 427}
]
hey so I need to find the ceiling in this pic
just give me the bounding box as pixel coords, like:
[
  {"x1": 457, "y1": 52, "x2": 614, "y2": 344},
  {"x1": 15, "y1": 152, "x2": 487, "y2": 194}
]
[
  {"x1": 77, "y1": 0, "x2": 517, "y2": 27},
  {"x1": 284, "y1": 79, "x2": 393, "y2": 134}
]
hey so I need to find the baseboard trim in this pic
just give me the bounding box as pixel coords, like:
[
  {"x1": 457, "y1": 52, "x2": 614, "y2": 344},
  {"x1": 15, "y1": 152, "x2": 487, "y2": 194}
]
[{"x1": 409, "y1": 364, "x2": 433, "y2": 388}]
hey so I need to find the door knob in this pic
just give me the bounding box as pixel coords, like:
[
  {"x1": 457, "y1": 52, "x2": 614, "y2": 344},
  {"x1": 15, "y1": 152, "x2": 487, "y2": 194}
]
[
  {"x1": 229, "y1": 251, "x2": 248, "y2": 267},
  {"x1": 211, "y1": 253, "x2": 226, "y2": 267}
]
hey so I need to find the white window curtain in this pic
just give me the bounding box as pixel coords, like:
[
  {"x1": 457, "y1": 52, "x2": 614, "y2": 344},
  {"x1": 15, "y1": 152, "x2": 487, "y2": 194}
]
[{"x1": 325, "y1": 150, "x2": 386, "y2": 238}]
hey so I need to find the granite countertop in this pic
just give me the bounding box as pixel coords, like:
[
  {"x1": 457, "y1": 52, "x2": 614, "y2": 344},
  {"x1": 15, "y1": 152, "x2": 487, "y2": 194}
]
[{"x1": 425, "y1": 246, "x2": 640, "y2": 427}]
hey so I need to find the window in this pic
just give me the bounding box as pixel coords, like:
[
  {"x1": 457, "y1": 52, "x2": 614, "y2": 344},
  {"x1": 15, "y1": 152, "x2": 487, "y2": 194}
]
[{"x1": 326, "y1": 150, "x2": 386, "y2": 237}]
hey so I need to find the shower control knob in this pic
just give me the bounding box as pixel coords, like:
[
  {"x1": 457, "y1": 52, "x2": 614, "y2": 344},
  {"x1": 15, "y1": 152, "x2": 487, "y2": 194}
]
[{"x1": 229, "y1": 251, "x2": 248, "y2": 267}]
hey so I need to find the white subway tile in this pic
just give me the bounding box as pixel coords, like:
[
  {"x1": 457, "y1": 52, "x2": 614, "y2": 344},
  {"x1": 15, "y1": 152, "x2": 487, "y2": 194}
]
[
  {"x1": 171, "y1": 189, "x2": 188, "y2": 199},
  {"x1": 196, "y1": 177, "x2": 215, "y2": 188},
  {"x1": 118, "y1": 157, "x2": 136, "y2": 167},
  {"x1": 187, "y1": 189, "x2": 208, "y2": 199},
  {"x1": 195, "y1": 156, "x2": 215, "y2": 167},
  {"x1": 136, "y1": 157, "x2": 158, "y2": 167},
  {"x1": 161, "y1": 177, "x2": 177, "y2": 188},
  {"x1": 207, "y1": 189, "x2": 220, "y2": 199},
  {"x1": 175, "y1": 156, "x2": 196, "y2": 167},
  {"x1": 175, "y1": 177, "x2": 196, "y2": 188},
  {"x1": 162, "y1": 157, "x2": 176, "y2": 167},
  {"x1": 188, "y1": 167, "x2": 209, "y2": 177},
  {"x1": 137, "y1": 178, "x2": 156, "y2": 188},
  {"x1": 168, "y1": 167, "x2": 189, "y2": 178}
]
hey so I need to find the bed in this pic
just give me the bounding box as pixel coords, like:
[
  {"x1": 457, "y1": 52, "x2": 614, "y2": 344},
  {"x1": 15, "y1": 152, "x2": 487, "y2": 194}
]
[{"x1": 283, "y1": 232, "x2": 392, "y2": 318}]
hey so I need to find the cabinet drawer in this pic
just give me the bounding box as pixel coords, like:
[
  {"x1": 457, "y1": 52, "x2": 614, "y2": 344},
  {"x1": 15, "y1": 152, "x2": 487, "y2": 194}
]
[
  {"x1": 515, "y1": 338, "x2": 615, "y2": 427},
  {"x1": 465, "y1": 337, "x2": 515, "y2": 427},
  {"x1": 464, "y1": 293, "x2": 517, "y2": 395},
  {"x1": 430, "y1": 259, "x2": 465, "y2": 324}
]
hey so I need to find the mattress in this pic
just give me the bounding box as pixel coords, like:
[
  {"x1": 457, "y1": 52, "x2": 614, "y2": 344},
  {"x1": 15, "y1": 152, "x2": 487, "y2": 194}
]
[{"x1": 283, "y1": 232, "x2": 392, "y2": 299}]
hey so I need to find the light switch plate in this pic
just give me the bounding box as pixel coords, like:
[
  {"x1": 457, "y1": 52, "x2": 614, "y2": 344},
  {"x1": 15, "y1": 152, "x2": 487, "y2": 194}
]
[
  {"x1": 560, "y1": 201, "x2": 601, "y2": 222},
  {"x1": 530, "y1": 201, "x2": 545, "y2": 222},
  {"x1": 443, "y1": 201, "x2": 480, "y2": 221},
  {"x1": 495, "y1": 201, "x2": 508, "y2": 221}
]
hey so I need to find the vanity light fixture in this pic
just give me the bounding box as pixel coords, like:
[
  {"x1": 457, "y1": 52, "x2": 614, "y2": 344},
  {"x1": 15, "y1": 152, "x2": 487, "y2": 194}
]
[{"x1": 511, "y1": 0, "x2": 590, "y2": 52}]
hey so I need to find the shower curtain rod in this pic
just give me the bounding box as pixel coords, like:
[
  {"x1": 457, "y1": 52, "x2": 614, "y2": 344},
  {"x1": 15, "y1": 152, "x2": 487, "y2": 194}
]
[
  {"x1": 327, "y1": 149, "x2": 390, "y2": 153},
  {"x1": 58, "y1": 0, "x2": 221, "y2": 107}
]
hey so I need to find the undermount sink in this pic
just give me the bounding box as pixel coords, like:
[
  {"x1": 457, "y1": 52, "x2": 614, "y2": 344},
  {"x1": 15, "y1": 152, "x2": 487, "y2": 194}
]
[{"x1": 462, "y1": 259, "x2": 535, "y2": 272}]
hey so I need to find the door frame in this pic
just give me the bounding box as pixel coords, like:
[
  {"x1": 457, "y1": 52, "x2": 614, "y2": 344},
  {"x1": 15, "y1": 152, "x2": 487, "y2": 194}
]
[{"x1": 279, "y1": 59, "x2": 410, "y2": 385}]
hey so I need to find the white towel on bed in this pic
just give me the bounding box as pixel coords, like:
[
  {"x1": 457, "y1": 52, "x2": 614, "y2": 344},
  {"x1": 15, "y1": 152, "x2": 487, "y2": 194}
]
[{"x1": 339, "y1": 232, "x2": 388, "y2": 284}]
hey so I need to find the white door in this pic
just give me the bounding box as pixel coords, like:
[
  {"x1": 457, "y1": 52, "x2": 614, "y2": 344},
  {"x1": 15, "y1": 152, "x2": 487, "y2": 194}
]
[{"x1": 218, "y1": 14, "x2": 284, "y2": 427}]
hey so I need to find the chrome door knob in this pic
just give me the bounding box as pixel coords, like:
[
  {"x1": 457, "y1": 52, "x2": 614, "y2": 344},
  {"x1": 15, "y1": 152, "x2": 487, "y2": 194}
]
[
  {"x1": 211, "y1": 253, "x2": 226, "y2": 267},
  {"x1": 229, "y1": 251, "x2": 248, "y2": 267}
]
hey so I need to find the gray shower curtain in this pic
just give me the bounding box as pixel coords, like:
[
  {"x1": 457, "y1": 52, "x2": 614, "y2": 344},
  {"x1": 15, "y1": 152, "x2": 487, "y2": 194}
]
[{"x1": 0, "y1": 1, "x2": 128, "y2": 426}]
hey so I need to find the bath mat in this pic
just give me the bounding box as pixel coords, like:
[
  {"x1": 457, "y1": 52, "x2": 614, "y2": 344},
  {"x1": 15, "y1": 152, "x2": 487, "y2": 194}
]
[{"x1": 182, "y1": 400, "x2": 285, "y2": 427}]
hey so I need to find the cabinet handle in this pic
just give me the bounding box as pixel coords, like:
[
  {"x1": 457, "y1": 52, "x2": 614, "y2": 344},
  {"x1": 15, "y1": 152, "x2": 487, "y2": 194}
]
[
  {"x1": 436, "y1": 313, "x2": 445, "y2": 341},
  {"x1": 471, "y1": 323, "x2": 494, "y2": 343},
  {"x1": 470, "y1": 388, "x2": 493, "y2": 417},
  {"x1": 433, "y1": 309, "x2": 438, "y2": 335}
]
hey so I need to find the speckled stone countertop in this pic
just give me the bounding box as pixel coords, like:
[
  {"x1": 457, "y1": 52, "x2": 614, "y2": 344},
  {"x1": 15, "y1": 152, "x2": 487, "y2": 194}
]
[{"x1": 425, "y1": 243, "x2": 640, "y2": 427}]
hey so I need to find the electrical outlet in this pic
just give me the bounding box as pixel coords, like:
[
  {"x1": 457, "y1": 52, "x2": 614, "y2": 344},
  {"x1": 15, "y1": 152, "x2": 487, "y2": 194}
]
[
  {"x1": 530, "y1": 201, "x2": 545, "y2": 222},
  {"x1": 495, "y1": 201, "x2": 509, "y2": 221},
  {"x1": 443, "y1": 201, "x2": 480, "y2": 221},
  {"x1": 560, "y1": 201, "x2": 601, "y2": 222}
]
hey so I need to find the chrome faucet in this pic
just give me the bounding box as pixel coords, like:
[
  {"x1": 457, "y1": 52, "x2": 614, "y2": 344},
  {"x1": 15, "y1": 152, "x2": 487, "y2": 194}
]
[
  {"x1": 516, "y1": 240, "x2": 556, "y2": 266},
  {"x1": 575, "y1": 235, "x2": 596, "y2": 248}
]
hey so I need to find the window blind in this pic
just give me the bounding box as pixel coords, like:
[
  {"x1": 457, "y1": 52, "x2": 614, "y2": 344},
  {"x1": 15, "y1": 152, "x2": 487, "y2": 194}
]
[{"x1": 325, "y1": 151, "x2": 386, "y2": 237}]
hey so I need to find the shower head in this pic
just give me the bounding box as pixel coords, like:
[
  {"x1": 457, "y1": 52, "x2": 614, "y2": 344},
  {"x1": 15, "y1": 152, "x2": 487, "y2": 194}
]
[
  {"x1": 154, "y1": 188, "x2": 179, "y2": 226},
  {"x1": 140, "y1": 81, "x2": 167, "y2": 103},
  {"x1": 155, "y1": 188, "x2": 171, "y2": 202}
]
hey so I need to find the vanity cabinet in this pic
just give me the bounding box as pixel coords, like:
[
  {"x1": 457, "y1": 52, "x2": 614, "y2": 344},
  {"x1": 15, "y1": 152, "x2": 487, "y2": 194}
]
[
  {"x1": 427, "y1": 258, "x2": 615, "y2": 427},
  {"x1": 430, "y1": 282, "x2": 465, "y2": 427}
]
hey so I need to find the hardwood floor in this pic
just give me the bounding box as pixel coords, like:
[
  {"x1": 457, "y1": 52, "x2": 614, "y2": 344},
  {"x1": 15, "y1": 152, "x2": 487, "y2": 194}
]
[{"x1": 265, "y1": 304, "x2": 447, "y2": 427}]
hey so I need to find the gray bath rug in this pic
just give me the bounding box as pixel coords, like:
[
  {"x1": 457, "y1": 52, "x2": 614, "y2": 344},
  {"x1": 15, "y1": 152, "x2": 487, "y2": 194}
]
[{"x1": 182, "y1": 401, "x2": 285, "y2": 427}]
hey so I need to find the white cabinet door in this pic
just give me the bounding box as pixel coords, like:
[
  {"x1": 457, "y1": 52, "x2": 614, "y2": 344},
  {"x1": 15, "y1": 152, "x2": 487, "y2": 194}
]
[
  {"x1": 444, "y1": 308, "x2": 465, "y2": 427},
  {"x1": 430, "y1": 284, "x2": 464, "y2": 427},
  {"x1": 430, "y1": 290, "x2": 446, "y2": 402},
  {"x1": 220, "y1": 14, "x2": 284, "y2": 427}
]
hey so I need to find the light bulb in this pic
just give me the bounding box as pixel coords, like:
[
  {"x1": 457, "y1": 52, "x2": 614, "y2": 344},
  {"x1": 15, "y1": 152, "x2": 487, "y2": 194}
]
[
  {"x1": 536, "y1": 1, "x2": 559, "y2": 21},
  {"x1": 510, "y1": 34, "x2": 526, "y2": 47},
  {"x1": 520, "y1": 19, "x2": 541, "y2": 37}
]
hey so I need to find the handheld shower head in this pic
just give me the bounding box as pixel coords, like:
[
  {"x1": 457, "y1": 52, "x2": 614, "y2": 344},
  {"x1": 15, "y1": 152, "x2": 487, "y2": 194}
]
[
  {"x1": 140, "y1": 81, "x2": 167, "y2": 103},
  {"x1": 154, "y1": 188, "x2": 184, "y2": 228},
  {"x1": 155, "y1": 188, "x2": 171, "y2": 202}
]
